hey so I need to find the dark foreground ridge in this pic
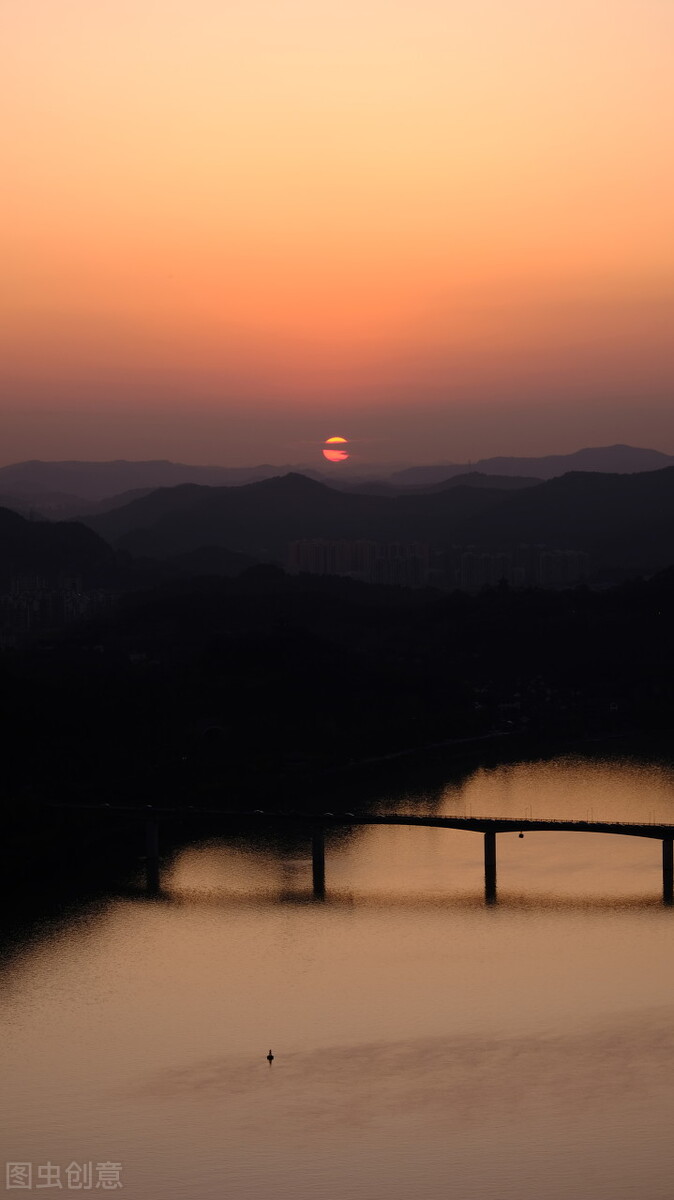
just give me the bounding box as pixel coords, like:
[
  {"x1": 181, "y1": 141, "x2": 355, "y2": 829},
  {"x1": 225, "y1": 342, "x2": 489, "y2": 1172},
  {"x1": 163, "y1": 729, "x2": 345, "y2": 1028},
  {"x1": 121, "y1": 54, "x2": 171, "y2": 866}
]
[
  {"x1": 3, "y1": 566, "x2": 674, "y2": 809},
  {"x1": 74, "y1": 463, "x2": 674, "y2": 577}
]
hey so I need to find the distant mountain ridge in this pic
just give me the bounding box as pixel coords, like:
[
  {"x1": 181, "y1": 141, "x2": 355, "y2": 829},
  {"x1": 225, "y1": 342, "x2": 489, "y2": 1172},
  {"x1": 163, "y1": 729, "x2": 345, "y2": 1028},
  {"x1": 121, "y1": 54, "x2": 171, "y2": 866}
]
[
  {"x1": 1, "y1": 445, "x2": 672, "y2": 512},
  {"x1": 457, "y1": 467, "x2": 674, "y2": 566},
  {"x1": 326, "y1": 471, "x2": 541, "y2": 495},
  {"x1": 79, "y1": 465, "x2": 674, "y2": 576},
  {"x1": 82, "y1": 473, "x2": 510, "y2": 559},
  {"x1": 0, "y1": 459, "x2": 300, "y2": 503},
  {"x1": 3, "y1": 462, "x2": 674, "y2": 594},
  {"x1": 390, "y1": 444, "x2": 674, "y2": 485}
]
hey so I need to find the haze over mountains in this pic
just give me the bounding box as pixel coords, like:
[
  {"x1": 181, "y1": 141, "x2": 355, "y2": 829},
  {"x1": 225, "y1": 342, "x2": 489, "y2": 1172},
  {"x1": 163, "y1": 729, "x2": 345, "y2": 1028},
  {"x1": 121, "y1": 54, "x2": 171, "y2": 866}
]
[
  {"x1": 0, "y1": 506, "x2": 113, "y2": 590},
  {"x1": 1, "y1": 444, "x2": 672, "y2": 517},
  {"x1": 73, "y1": 466, "x2": 674, "y2": 576},
  {"x1": 2, "y1": 445, "x2": 674, "y2": 596},
  {"x1": 389, "y1": 444, "x2": 674, "y2": 485},
  {"x1": 83, "y1": 474, "x2": 507, "y2": 558}
]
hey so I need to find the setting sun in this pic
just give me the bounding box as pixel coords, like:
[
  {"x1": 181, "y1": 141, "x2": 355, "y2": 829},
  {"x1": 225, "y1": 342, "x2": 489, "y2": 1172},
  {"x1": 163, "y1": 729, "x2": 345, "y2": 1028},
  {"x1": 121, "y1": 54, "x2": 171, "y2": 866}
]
[{"x1": 323, "y1": 436, "x2": 349, "y2": 463}]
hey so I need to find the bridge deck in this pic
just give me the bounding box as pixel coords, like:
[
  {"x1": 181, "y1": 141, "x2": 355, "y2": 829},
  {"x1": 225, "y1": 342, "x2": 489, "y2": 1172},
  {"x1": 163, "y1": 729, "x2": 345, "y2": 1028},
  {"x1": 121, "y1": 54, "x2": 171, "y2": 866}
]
[
  {"x1": 49, "y1": 803, "x2": 674, "y2": 901},
  {"x1": 55, "y1": 805, "x2": 674, "y2": 840}
]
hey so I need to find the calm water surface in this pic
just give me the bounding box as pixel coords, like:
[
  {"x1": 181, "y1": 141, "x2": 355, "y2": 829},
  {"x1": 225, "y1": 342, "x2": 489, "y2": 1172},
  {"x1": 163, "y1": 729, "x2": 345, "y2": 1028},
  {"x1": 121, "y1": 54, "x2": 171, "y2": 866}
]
[{"x1": 3, "y1": 756, "x2": 674, "y2": 1200}]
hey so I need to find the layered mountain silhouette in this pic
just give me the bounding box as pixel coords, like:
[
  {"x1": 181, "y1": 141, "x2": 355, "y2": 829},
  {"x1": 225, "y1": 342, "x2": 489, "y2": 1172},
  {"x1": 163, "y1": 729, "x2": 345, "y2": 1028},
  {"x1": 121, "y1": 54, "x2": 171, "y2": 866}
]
[
  {"x1": 0, "y1": 505, "x2": 255, "y2": 591},
  {"x1": 1, "y1": 445, "x2": 672, "y2": 515},
  {"x1": 0, "y1": 507, "x2": 114, "y2": 587},
  {"x1": 82, "y1": 474, "x2": 508, "y2": 558},
  {"x1": 453, "y1": 468, "x2": 674, "y2": 569},
  {"x1": 0, "y1": 487, "x2": 159, "y2": 521},
  {"x1": 327, "y1": 471, "x2": 541, "y2": 495},
  {"x1": 407, "y1": 471, "x2": 541, "y2": 494},
  {"x1": 390, "y1": 444, "x2": 674, "y2": 485},
  {"x1": 0, "y1": 459, "x2": 294, "y2": 503},
  {"x1": 4, "y1": 453, "x2": 674, "y2": 590},
  {"x1": 78, "y1": 466, "x2": 674, "y2": 575}
]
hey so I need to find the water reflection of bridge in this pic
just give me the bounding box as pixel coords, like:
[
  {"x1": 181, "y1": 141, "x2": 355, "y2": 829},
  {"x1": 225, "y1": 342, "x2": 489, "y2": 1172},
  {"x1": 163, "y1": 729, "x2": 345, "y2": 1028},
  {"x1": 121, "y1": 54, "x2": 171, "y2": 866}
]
[{"x1": 131, "y1": 807, "x2": 674, "y2": 905}]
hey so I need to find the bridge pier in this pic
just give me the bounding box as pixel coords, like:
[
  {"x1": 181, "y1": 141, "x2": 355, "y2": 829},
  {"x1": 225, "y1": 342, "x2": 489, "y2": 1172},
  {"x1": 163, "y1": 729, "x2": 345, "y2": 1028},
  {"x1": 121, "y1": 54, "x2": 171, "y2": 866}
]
[
  {"x1": 663, "y1": 838, "x2": 673, "y2": 905},
  {"x1": 145, "y1": 817, "x2": 160, "y2": 893},
  {"x1": 484, "y1": 830, "x2": 497, "y2": 903},
  {"x1": 312, "y1": 827, "x2": 326, "y2": 899}
]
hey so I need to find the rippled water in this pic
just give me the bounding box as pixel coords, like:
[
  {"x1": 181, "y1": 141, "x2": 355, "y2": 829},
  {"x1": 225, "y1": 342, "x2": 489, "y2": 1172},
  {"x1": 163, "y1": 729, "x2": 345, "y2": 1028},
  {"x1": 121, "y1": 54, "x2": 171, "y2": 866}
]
[{"x1": 3, "y1": 755, "x2": 674, "y2": 1200}]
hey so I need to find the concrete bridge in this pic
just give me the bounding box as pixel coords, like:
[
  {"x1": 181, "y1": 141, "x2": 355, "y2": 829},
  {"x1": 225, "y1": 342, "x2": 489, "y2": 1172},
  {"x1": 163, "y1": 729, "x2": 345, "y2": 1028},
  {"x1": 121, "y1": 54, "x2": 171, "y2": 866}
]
[{"x1": 117, "y1": 806, "x2": 674, "y2": 904}]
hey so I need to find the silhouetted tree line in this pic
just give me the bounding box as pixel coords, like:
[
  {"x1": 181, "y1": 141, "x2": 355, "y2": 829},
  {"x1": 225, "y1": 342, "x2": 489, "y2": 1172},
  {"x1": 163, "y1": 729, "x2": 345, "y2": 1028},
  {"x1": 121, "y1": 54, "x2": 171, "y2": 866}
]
[
  {"x1": 1, "y1": 565, "x2": 673, "y2": 812},
  {"x1": 1, "y1": 563, "x2": 674, "y2": 904}
]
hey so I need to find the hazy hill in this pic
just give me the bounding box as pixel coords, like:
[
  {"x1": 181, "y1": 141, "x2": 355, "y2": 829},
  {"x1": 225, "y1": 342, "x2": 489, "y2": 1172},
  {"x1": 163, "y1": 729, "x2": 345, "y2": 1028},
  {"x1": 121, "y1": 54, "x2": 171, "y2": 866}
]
[
  {"x1": 0, "y1": 493, "x2": 34, "y2": 518},
  {"x1": 0, "y1": 507, "x2": 114, "y2": 587},
  {"x1": 3, "y1": 445, "x2": 672, "y2": 508},
  {"x1": 0, "y1": 487, "x2": 160, "y2": 521},
  {"x1": 77, "y1": 466, "x2": 674, "y2": 577},
  {"x1": 327, "y1": 471, "x2": 541, "y2": 495},
  {"x1": 79, "y1": 483, "x2": 209, "y2": 542},
  {"x1": 456, "y1": 467, "x2": 674, "y2": 569},
  {"x1": 391, "y1": 444, "x2": 674, "y2": 486},
  {"x1": 0, "y1": 459, "x2": 303, "y2": 503},
  {"x1": 82, "y1": 473, "x2": 511, "y2": 559},
  {"x1": 415, "y1": 471, "x2": 541, "y2": 494}
]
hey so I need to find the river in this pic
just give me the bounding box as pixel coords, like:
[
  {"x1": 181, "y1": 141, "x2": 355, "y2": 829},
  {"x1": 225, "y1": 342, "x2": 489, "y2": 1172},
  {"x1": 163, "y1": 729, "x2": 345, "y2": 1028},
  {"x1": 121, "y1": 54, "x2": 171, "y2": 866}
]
[{"x1": 2, "y1": 754, "x2": 674, "y2": 1199}]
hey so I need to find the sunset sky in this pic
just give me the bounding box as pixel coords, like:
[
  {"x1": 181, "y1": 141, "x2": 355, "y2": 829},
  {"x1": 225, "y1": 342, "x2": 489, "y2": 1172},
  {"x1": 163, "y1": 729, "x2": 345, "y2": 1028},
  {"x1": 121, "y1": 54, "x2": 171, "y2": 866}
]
[{"x1": 2, "y1": 0, "x2": 673, "y2": 466}]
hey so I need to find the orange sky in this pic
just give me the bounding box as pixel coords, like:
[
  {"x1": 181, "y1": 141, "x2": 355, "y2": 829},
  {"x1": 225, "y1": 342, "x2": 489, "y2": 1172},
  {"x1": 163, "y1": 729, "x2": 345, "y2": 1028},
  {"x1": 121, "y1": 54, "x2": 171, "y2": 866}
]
[{"x1": 2, "y1": 0, "x2": 673, "y2": 465}]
